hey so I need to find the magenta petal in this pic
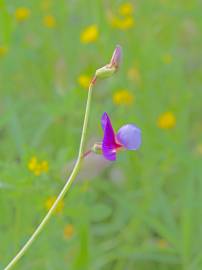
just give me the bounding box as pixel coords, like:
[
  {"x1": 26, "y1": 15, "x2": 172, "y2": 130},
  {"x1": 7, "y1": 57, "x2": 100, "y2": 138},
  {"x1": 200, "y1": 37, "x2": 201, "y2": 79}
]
[
  {"x1": 117, "y1": 124, "x2": 141, "y2": 150},
  {"x1": 101, "y1": 112, "x2": 117, "y2": 161}
]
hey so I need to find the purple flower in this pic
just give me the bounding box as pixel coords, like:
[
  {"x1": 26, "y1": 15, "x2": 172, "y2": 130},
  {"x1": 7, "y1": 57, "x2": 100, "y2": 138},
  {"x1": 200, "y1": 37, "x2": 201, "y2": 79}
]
[{"x1": 101, "y1": 112, "x2": 141, "y2": 161}]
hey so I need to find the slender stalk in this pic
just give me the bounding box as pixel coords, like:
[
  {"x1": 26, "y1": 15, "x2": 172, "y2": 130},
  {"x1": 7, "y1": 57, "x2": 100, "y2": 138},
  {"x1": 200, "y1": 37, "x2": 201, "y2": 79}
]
[
  {"x1": 4, "y1": 80, "x2": 95, "y2": 270},
  {"x1": 82, "y1": 150, "x2": 92, "y2": 158}
]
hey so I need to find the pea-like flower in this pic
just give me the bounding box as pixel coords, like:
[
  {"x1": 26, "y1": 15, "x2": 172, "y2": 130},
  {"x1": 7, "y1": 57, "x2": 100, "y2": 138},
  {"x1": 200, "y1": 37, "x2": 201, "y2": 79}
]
[{"x1": 101, "y1": 112, "x2": 141, "y2": 161}]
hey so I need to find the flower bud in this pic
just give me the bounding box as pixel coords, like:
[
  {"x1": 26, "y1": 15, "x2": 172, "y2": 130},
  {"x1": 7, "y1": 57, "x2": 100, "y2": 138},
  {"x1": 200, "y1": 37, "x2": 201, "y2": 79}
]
[
  {"x1": 95, "y1": 65, "x2": 116, "y2": 79},
  {"x1": 95, "y1": 45, "x2": 122, "y2": 79},
  {"x1": 91, "y1": 143, "x2": 102, "y2": 155}
]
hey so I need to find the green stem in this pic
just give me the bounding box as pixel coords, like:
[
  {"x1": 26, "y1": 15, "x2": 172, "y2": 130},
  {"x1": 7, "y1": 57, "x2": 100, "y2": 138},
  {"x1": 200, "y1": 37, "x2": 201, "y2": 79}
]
[{"x1": 4, "y1": 80, "x2": 95, "y2": 270}]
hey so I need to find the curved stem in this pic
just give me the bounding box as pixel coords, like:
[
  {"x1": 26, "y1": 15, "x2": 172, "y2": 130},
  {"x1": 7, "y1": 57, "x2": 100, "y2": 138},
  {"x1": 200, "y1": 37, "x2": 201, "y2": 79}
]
[{"x1": 4, "y1": 80, "x2": 95, "y2": 270}]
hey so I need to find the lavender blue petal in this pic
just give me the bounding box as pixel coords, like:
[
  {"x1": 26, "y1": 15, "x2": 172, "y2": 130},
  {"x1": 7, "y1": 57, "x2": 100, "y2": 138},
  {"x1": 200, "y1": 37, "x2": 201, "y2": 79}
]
[
  {"x1": 117, "y1": 124, "x2": 141, "y2": 150},
  {"x1": 110, "y1": 45, "x2": 122, "y2": 68},
  {"x1": 101, "y1": 112, "x2": 108, "y2": 131},
  {"x1": 101, "y1": 112, "x2": 117, "y2": 161}
]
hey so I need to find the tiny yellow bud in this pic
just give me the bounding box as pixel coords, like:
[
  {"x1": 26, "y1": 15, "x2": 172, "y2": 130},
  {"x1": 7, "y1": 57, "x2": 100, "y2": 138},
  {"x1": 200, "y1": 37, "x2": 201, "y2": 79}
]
[
  {"x1": 92, "y1": 143, "x2": 102, "y2": 154},
  {"x1": 64, "y1": 224, "x2": 74, "y2": 239}
]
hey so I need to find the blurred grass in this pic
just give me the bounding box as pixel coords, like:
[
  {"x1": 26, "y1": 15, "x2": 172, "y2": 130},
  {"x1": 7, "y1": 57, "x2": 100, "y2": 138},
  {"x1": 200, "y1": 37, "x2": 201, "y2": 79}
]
[{"x1": 0, "y1": 0, "x2": 202, "y2": 269}]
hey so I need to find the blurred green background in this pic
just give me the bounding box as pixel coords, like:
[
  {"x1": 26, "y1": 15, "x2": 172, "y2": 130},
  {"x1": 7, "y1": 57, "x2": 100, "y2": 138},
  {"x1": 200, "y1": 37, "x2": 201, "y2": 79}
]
[{"x1": 0, "y1": 0, "x2": 202, "y2": 269}]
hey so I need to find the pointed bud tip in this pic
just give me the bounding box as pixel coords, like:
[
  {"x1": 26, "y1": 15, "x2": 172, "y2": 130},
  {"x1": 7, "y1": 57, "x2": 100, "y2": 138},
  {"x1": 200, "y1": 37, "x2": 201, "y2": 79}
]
[{"x1": 110, "y1": 45, "x2": 122, "y2": 69}]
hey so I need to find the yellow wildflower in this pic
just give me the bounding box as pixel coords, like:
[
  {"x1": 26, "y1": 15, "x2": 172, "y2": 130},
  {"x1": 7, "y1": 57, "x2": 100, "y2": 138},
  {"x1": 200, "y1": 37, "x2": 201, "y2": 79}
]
[
  {"x1": 127, "y1": 67, "x2": 141, "y2": 83},
  {"x1": 43, "y1": 15, "x2": 56, "y2": 28},
  {"x1": 0, "y1": 46, "x2": 8, "y2": 57},
  {"x1": 78, "y1": 74, "x2": 91, "y2": 89},
  {"x1": 28, "y1": 156, "x2": 37, "y2": 171},
  {"x1": 162, "y1": 53, "x2": 172, "y2": 64},
  {"x1": 40, "y1": 160, "x2": 49, "y2": 172},
  {"x1": 64, "y1": 224, "x2": 74, "y2": 239},
  {"x1": 33, "y1": 164, "x2": 42, "y2": 176},
  {"x1": 45, "y1": 196, "x2": 64, "y2": 213},
  {"x1": 15, "y1": 7, "x2": 30, "y2": 22},
  {"x1": 113, "y1": 90, "x2": 134, "y2": 106},
  {"x1": 80, "y1": 25, "x2": 98, "y2": 44},
  {"x1": 157, "y1": 112, "x2": 176, "y2": 129},
  {"x1": 28, "y1": 156, "x2": 49, "y2": 176},
  {"x1": 119, "y1": 3, "x2": 134, "y2": 16},
  {"x1": 110, "y1": 15, "x2": 134, "y2": 30}
]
